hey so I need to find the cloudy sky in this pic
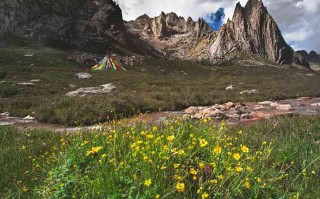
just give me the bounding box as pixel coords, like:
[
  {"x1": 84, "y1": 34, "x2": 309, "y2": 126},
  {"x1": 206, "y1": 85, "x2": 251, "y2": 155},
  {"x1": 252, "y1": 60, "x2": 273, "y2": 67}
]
[{"x1": 116, "y1": 0, "x2": 320, "y2": 52}]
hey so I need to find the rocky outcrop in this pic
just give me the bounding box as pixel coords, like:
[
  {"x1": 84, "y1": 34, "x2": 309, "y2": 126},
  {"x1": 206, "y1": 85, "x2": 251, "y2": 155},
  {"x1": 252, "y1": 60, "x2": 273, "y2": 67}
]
[
  {"x1": 125, "y1": 12, "x2": 216, "y2": 60},
  {"x1": 66, "y1": 83, "x2": 116, "y2": 97},
  {"x1": 0, "y1": 0, "x2": 159, "y2": 56},
  {"x1": 297, "y1": 50, "x2": 320, "y2": 63},
  {"x1": 209, "y1": 0, "x2": 309, "y2": 69}
]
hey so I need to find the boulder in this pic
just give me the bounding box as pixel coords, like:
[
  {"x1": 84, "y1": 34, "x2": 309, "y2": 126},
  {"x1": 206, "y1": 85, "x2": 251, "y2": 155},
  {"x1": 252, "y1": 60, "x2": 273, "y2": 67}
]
[
  {"x1": 297, "y1": 97, "x2": 312, "y2": 102},
  {"x1": 66, "y1": 83, "x2": 116, "y2": 97},
  {"x1": 253, "y1": 105, "x2": 265, "y2": 110},
  {"x1": 0, "y1": 112, "x2": 9, "y2": 117},
  {"x1": 76, "y1": 73, "x2": 92, "y2": 79},
  {"x1": 240, "y1": 113, "x2": 253, "y2": 120},
  {"x1": 225, "y1": 102, "x2": 235, "y2": 110},
  {"x1": 276, "y1": 104, "x2": 293, "y2": 111},
  {"x1": 311, "y1": 103, "x2": 320, "y2": 107},
  {"x1": 17, "y1": 82, "x2": 35, "y2": 86},
  {"x1": 23, "y1": 115, "x2": 35, "y2": 120},
  {"x1": 225, "y1": 85, "x2": 234, "y2": 91},
  {"x1": 184, "y1": 107, "x2": 199, "y2": 114},
  {"x1": 258, "y1": 101, "x2": 273, "y2": 105},
  {"x1": 239, "y1": 89, "x2": 259, "y2": 95}
]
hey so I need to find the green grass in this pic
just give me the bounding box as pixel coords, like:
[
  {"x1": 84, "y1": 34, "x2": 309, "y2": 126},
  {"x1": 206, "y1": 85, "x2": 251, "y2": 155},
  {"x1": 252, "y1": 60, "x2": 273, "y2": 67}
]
[
  {"x1": 0, "y1": 126, "x2": 64, "y2": 198},
  {"x1": 0, "y1": 115, "x2": 319, "y2": 198},
  {"x1": 1, "y1": 37, "x2": 320, "y2": 125}
]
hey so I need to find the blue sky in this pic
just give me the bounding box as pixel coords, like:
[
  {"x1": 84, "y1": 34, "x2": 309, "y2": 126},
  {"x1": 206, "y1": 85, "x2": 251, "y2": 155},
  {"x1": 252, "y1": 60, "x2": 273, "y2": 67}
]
[{"x1": 117, "y1": 0, "x2": 320, "y2": 52}]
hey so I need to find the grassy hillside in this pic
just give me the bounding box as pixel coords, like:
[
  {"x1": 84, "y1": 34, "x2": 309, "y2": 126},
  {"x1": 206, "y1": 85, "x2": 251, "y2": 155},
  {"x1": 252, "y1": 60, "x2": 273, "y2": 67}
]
[
  {"x1": 1, "y1": 37, "x2": 320, "y2": 125},
  {"x1": 0, "y1": 115, "x2": 319, "y2": 198}
]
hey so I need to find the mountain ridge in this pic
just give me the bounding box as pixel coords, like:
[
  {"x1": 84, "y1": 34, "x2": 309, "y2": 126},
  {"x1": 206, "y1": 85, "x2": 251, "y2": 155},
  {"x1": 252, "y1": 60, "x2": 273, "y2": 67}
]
[{"x1": 0, "y1": 0, "x2": 312, "y2": 69}]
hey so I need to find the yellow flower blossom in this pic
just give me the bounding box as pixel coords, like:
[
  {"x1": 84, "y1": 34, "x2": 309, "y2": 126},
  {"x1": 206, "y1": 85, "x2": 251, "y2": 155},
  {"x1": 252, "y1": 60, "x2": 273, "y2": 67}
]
[
  {"x1": 256, "y1": 177, "x2": 262, "y2": 183},
  {"x1": 155, "y1": 194, "x2": 160, "y2": 199},
  {"x1": 144, "y1": 179, "x2": 152, "y2": 186},
  {"x1": 176, "y1": 183, "x2": 185, "y2": 192},
  {"x1": 244, "y1": 180, "x2": 251, "y2": 189},
  {"x1": 190, "y1": 168, "x2": 198, "y2": 175},
  {"x1": 202, "y1": 192, "x2": 209, "y2": 199},
  {"x1": 246, "y1": 167, "x2": 253, "y2": 172},
  {"x1": 241, "y1": 145, "x2": 250, "y2": 153},
  {"x1": 210, "y1": 179, "x2": 218, "y2": 184},
  {"x1": 174, "y1": 164, "x2": 180, "y2": 169},
  {"x1": 86, "y1": 146, "x2": 103, "y2": 156},
  {"x1": 199, "y1": 162, "x2": 205, "y2": 169},
  {"x1": 236, "y1": 166, "x2": 243, "y2": 173},
  {"x1": 152, "y1": 126, "x2": 158, "y2": 131},
  {"x1": 233, "y1": 153, "x2": 241, "y2": 161},
  {"x1": 167, "y1": 135, "x2": 175, "y2": 142},
  {"x1": 199, "y1": 139, "x2": 208, "y2": 147},
  {"x1": 213, "y1": 146, "x2": 222, "y2": 154}
]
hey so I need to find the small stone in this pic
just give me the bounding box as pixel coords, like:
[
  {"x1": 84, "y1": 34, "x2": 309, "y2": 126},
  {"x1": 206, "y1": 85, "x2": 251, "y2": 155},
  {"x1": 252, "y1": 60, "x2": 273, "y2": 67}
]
[
  {"x1": 297, "y1": 97, "x2": 312, "y2": 102},
  {"x1": 23, "y1": 115, "x2": 35, "y2": 120},
  {"x1": 184, "y1": 107, "x2": 199, "y2": 114},
  {"x1": 0, "y1": 112, "x2": 9, "y2": 117},
  {"x1": 254, "y1": 105, "x2": 265, "y2": 110},
  {"x1": 258, "y1": 101, "x2": 273, "y2": 105},
  {"x1": 226, "y1": 85, "x2": 234, "y2": 91},
  {"x1": 66, "y1": 83, "x2": 116, "y2": 97},
  {"x1": 17, "y1": 82, "x2": 35, "y2": 86},
  {"x1": 239, "y1": 89, "x2": 259, "y2": 95},
  {"x1": 276, "y1": 104, "x2": 293, "y2": 111},
  {"x1": 30, "y1": 79, "x2": 41, "y2": 83},
  {"x1": 76, "y1": 73, "x2": 92, "y2": 79},
  {"x1": 225, "y1": 102, "x2": 235, "y2": 110}
]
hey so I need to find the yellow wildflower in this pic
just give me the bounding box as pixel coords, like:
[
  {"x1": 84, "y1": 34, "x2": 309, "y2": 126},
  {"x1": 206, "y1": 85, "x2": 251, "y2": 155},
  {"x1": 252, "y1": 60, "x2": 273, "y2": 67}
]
[
  {"x1": 199, "y1": 162, "x2": 205, "y2": 169},
  {"x1": 210, "y1": 179, "x2": 218, "y2": 184},
  {"x1": 202, "y1": 192, "x2": 209, "y2": 199},
  {"x1": 244, "y1": 181, "x2": 251, "y2": 189},
  {"x1": 155, "y1": 194, "x2": 160, "y2": 199},
  {"x1": 86, "y1": 146, "x2": 103, "y2": 156},
  {"x1": 256, "y1": 177, "x2": 262, "y2": 183},
  {"x1": 152, "y1": 126, "x2": 158, "y2": 131},
  {"x1": 199, "y1": 139, "x2": 208, "y2": 147},
  {"x1": 144, "y1": 179, "x2": 152, "y2": 186},
  {"x1": 167, "y1": 135, "x2": 175, "y2": 142},
  {"x1": 246, "y1": 167, "x2": 253, "y2": 172},
  {"x1": 233, "y1": 153, "x2": 241, "y2": 161},
  {"x1": 236, "y1": 166, "x2": 243, "y2": 173},
  {"x1": 176, "y1": 183, "x2": 185, "y2": 192},
  {"x1": 190, "y1": 168, "x2": 198, "y2": 175},
  {"x1": 174, "y1": 164, "x2": 180, "y2": 169},
  {"x1": 241, "y1": 145, "x2": 250, "y2": 153},
  {"x1": 213, "y1": 146, "x2": 222, "y2": 154}
]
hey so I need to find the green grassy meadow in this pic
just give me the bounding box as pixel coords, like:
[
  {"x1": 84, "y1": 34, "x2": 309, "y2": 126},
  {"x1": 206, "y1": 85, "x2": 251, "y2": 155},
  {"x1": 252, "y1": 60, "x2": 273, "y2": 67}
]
[
  {"x1": 0, "y1": 115, "x2": 319, "y2": 198},
  {"x1": 1, "y1": 37, "x2": 320, "y2": 125}
]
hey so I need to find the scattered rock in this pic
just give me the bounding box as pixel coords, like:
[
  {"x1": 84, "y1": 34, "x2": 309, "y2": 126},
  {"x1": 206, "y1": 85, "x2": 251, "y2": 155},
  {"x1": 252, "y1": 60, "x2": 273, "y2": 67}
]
[
  {"x1": 0, "y1": 112, "x2": 9, "y2": 117},
  {"x1": 225, "y1": 85, "x2": 234, "y2": 91},
  {"x1": 241, "y1": 113, "x2": 253, "y2": 120},
  {"x1": 311, "y1": 103, "x2": 320, "y2": 107},
  {"x1": 270, "y1": 103, "x2": 280, "y2": 108},
  {"x1": 66, "y1": 83, "x2": 117, "y2": 97},
  {"x1": 258, "y1": 101, "x2": 273, "y2": 105},
  {"x1": 76, "y1": 73, "x2": 92, "y2": 79},
  {"x1": 30, "y1": 79, "x2": 41, "y2": 83},
  {"x1": 23, "y1": 115, "x2": 35, "y2": 120},
  {"x1": 69, "y1": 84, "x2": 78, "y2": 89},
  {"x1": 225, "y1": 102, "x2": 235, "y2": 110},
  {"x1": 276, "y1": 104, "x2": 293, "y2": 111},
  {"x1": 298, "y1": 97, "x2": 312, "y2": 102},
  {"x1": 253, "y1": 105, "x2": 265, "y2": 110},
  {"x1": 24, "y1": 54, "x2": 34, "y2": 57},
  {"x1": 184, "y1": 107, "x2": 199, "y2": 114},
  {"x1": 305, "y1": 73, "x2": 315, "y2": 77},
  {"x1": 17, "y1": 82, "x2": 35, "y2": 86},
  {"x1": 239, "y1": 89, "x2": 259, "y2": 95}
]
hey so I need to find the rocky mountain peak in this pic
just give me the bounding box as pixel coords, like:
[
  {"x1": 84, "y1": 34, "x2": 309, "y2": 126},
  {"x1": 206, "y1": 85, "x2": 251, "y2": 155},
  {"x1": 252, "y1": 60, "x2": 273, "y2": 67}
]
[{"x1": 209, "y1": 0, "x2": 309, "y2": 68}]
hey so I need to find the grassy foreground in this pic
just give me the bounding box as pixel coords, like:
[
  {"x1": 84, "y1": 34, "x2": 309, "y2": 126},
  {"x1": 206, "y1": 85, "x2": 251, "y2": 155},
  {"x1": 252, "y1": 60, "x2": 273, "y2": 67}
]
[
  {"x1": 1, "y1": 115, "x2": 319, "y2": 198},
  {"x1": 1, "y1": 37, "x2": 320, "y2": 125}
]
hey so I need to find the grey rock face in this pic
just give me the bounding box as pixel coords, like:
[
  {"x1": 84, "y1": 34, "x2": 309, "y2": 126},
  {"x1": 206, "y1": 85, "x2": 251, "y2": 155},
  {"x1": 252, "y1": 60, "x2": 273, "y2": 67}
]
[{"x1": 209, "y1": 0, "x2": 309, "y2": 68}]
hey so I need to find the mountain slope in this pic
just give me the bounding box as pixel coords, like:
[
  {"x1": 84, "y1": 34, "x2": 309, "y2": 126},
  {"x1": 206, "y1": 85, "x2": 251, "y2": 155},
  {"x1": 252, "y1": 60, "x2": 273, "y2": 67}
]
[{"x1": 209, "y1": 0, "x2": 309, "y2": 68}]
